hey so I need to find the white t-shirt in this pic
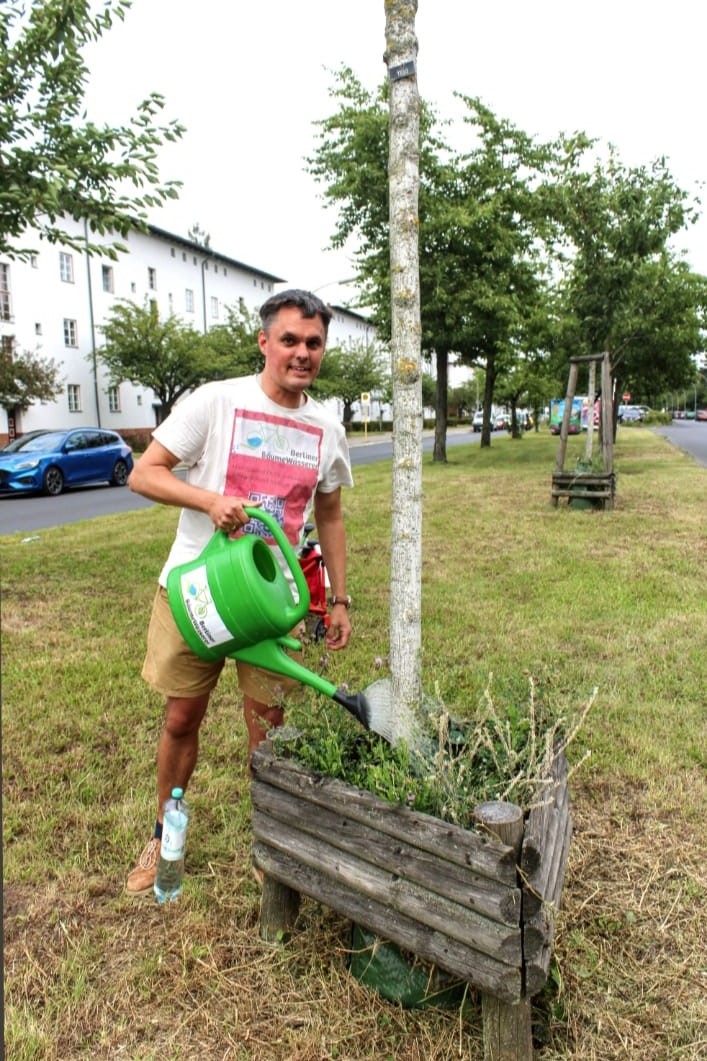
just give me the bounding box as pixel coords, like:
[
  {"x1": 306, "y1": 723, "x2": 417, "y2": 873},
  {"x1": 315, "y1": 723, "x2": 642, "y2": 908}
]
[{"x1": 153, "y1": 374, "x2": 353, "y2": 586}]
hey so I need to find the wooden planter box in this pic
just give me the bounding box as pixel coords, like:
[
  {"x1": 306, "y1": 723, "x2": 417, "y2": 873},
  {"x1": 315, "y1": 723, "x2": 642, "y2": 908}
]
[
  {"x1": 251, "y1": 744, "x2": 571, "y2": 1048},
  {"x1": 551, "y1": 470, "x2": 616, "y2": 509}
]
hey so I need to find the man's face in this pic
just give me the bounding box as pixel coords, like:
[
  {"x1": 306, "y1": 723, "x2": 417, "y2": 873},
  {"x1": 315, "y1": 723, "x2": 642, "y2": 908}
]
[{"x1": 258, "y1": 306, "x2": 327, "y2": 407}]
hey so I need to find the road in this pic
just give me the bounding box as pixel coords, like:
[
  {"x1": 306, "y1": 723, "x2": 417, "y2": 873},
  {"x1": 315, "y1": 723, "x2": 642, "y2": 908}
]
[
  {"x1": 0, "y1": 428, "x2": 475, "y2": 535},
  {"x1": 651, "y1": 419, "x2": 707, "y2": 468},
  {"x1": 2, "y1": 423, "x2": 704, "y2": 536}
]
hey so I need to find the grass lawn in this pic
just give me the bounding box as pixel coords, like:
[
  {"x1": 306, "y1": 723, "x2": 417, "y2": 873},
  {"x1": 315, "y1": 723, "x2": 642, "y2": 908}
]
[{"x1": 2, "y1": 428, "x2": 706, "y2": 1060}]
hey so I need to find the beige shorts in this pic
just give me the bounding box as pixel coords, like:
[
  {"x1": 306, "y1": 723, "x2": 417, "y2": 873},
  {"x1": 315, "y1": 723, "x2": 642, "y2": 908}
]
[{"x1": 142, "y1": 587, "x2": 303, "y2": 704}]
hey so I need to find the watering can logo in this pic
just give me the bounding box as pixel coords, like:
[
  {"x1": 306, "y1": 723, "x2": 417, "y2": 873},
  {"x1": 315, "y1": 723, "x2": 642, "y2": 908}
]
[{"x1": 167, "y1": 507, "x2": 311, "y2": 661}]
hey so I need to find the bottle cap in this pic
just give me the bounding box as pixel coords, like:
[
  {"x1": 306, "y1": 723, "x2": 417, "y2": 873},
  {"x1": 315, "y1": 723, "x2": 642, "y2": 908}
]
[{"x1": 171, "y1": 787, "x2": 184, "y2": 799}]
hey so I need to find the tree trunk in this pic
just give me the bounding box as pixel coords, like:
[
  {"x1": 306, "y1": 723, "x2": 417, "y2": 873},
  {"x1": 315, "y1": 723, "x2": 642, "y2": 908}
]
[
  {"x1": 433, "y1": 349, "x2": 448, "y2": 462},
  {"x1": 480, "y1": 358, "x2": 496, "y2": 448},
  {"x1": 385, "y1": 1, "x2": 423, "y2": 742},
  {"x1": 611, "y1": 370, "x2": 621, "y2": 444}
]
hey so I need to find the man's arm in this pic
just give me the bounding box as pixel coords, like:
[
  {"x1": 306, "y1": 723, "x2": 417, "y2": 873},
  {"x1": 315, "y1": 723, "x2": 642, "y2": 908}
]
[
  {"x1": 128, "y1": 439, "x2": 258, "y2": 532},
  {"x1": 313, "y1": 487, "x2": 351, "y2": 650}
]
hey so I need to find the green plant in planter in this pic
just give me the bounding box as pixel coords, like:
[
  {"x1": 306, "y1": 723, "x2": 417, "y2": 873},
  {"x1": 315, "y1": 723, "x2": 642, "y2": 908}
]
[
  {"x1": 574, "y1": 455, "x2": 604, "y2": 473},
  {"x1": 272, "y1": 677, "x2": 596, "y2": 825}
]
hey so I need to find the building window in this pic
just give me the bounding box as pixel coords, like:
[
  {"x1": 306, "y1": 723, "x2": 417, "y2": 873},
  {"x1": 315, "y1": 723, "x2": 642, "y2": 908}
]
[
  {"x1": 185, "y1": 288, "x2": 194, "y2": 313},
  {"x1": 130, "y1": 282, "x2": 136, "y2": 293},
  {"x1": 30, "y1": 254, "x2": 38, "y2": 268},
  {"x1": 182, "y1": 252, "x2": 187, "y2": 262},
  {"x1": 148, "y1": 267, "x2": 157, "y2": 290},
  {"x1": 63, "y1": 318, "x2": 78, "y2": 346},
  {"x1": 170, "y1": 247, "x2": 176, "y2": 258},
  {"x1": 1, "y1": 334, "x2": 14, "y2": 355},
  {"x1": 108, "y1": 385, "x2": 120, "y2": 413},
  {"x1": 0, "y1": 263, "x2": 11, "y2": 320},
  {"x1": 67, "y1": 384, "x2": 81, "y2": 412},
  {"x1": 35, "y1": 322, "x2": 42, "y2": 335},
  {"x1": 102, "y1": 265, "x2": 114, "y2": 293},
  {"x1": 210, "y1": 296, "x2": 219, "y2": 319},
  {"x1": 60, "y1": 252, "x2": 74, "y2": 283},
  {"x1": 168, "y1": 293, "x2": 174, "y2": 314},
  {"x1": 137, "y1": 394, "x2": 143, "y2": 406}
]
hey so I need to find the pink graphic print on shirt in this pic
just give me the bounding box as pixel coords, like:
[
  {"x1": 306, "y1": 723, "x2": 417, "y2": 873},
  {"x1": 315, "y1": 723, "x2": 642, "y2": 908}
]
[{"x1": 224, "y1": 408, "x2": 322, "y2": 544}]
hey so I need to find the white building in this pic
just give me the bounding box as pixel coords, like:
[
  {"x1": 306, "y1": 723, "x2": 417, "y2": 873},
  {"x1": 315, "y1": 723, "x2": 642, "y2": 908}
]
[{"x1": 0, "y1": 220, "x2": 376, "y2": 442}]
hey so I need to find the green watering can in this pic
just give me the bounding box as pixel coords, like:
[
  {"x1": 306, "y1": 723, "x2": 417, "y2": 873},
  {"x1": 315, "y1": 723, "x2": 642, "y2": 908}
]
[
  {"x1": 166, "y1": 506, "x2": 393, "y2": 741},
  {"x1": 167, "y1": 507, "x2": 310, "y2": 660}
]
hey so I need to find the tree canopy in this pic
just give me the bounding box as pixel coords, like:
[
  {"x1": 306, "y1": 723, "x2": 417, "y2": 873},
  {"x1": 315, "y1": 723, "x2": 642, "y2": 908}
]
[
  {"x1": 97, "y1": 298, "x2": 268, "y2": 420},
  {"x1": 309, "y1": 69, "x2": 705, "y2": 447},
  {"x1": 309, "y1": 72, "x2": 557, "y2": 456},
  {"x1": 0, "y1": 0, "x2": 184, "y2": 260},
  {"x1": 312, "y1": 340, "x2": 390, "y2": 424},
  {"x1": 0, "y1": 344, "x2": 63, "y2": 410}
]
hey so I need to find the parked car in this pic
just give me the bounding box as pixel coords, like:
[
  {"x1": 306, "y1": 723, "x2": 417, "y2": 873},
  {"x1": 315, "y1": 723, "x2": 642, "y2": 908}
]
[
  {"x1": 494, "y1": 412, "x2": 511, "y2": 431},
  {"x1": 618, "y1": 406, "x2": 644, "y2": 423},
  {"x1": 0, "y1": 428, "x2": 133, "y2": 496},
  {"x1": 696, "y1": 409, "x2": 707, "y2": 422},
  {"x1": 471, "y1": 409, "x2": 485, "y2": 432},
  {"x1": 0, "y1": 429, "x2": 53, "y2": 452}
]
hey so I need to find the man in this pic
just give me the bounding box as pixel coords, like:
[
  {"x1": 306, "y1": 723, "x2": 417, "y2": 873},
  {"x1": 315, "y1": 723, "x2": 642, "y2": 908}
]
[{"x1": 125, "y1": 289, "x2": 354, "y2": 895}]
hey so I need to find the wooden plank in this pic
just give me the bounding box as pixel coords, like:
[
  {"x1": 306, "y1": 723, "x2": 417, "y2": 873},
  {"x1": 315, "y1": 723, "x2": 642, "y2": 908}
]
[
  {"x1": 551, "y1": 487, "x2": 613, "y2": 500},
  {"x1": 523, "y1": 815, "x2": 566, "y2": 917},
  {"x1": 252, "y1": 780, "x2": 520, "y2": 927},
  {"x1": 554, "y1": 361, "x2": 579, "y2": 474},
  {"x1": 259, "y1": 876, "x2": 299, "y2": 943},
  {"x1": 521, "y1": 758, "x2": 568, "y2": 876},
  {"x1": 251, "y1": 748, "x2": 517, "y2": 885},
  {"x1": 252, "y1": 840, "x2": 523, "y2": 1003},
  {"x1": 523, "y1": 800, "x2": 571, "y2": 917},
  {"x1": 601, "y1": 352, "x2": 614, "y2": 475},
  {"x1": 482, "y1": 993, "x2": 533, "y2": 1061},
  {"x1": 551, "y1": 473, "x2": 615, "y2": 485},
  {"x1": 524, "y1": 944, "x2": 553, "y2": 998},
  {"x1": 252, "y1": 808, "x2": 521, "y2": 966},
  {"x1": 523, "y1": 816, "x2": 573, "y2": 991},
  {"x1": 522, "y1": 783, "x2": 568, "y2": 871}
]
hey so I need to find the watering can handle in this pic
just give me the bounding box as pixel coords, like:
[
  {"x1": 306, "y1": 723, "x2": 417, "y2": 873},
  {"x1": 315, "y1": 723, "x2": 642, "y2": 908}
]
[{"x1": 242, "y1": 505, "x2": 311, "y2": 613}]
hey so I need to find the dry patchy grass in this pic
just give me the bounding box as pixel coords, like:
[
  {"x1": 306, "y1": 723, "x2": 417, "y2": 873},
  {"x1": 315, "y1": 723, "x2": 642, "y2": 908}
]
[{"x1": 3, "y1": 429, "x2": 706, "y2": 1059}]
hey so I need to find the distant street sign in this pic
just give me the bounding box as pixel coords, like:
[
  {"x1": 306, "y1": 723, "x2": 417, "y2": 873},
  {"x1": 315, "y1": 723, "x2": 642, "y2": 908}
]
[{"x1": 623, "y1": 392, "x2": 631, "y2": 402}]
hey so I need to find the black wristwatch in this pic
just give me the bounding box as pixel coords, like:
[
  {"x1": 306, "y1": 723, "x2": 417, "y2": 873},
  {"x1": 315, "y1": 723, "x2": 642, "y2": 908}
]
[{"x1": 328, "y1": 595, "x2": 352, "y2": 609}]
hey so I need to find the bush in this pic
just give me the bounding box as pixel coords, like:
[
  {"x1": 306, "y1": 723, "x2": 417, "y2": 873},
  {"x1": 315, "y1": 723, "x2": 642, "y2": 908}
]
[{"x1": 643, "y1": 411, "x2": 672, "y2": 425}]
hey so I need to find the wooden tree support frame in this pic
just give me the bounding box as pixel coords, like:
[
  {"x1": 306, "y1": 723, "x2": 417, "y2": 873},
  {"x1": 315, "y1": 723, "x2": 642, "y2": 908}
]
[
  {"x1": 552, "y1": 352, "x2": 616, "y2": 509},
  {"x1": 251, "y1": 745, "x2": 572, "y2": 1061}
]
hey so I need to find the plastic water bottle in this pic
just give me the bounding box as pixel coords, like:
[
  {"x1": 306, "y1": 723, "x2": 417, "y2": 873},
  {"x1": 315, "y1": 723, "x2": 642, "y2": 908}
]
[{"x1": 154, "y1": 787, "x2": 190, "y2": 903}]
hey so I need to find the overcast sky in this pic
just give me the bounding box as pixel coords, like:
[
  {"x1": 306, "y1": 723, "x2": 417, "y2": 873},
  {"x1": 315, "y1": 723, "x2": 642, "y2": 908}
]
[{"x1": 83, "y1": 0, "x2": 707, "y2": 304}]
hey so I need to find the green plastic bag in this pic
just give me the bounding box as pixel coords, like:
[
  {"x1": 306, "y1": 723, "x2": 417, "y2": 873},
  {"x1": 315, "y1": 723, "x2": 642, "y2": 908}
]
[{"x1": 348, "y1": 924, "x2": 467, "y2": 1009}]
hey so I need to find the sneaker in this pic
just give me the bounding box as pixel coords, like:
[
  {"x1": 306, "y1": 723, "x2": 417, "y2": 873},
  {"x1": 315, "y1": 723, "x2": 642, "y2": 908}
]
[{"x1": 126, "y1": 837, "x2": 161, "y2": 895}]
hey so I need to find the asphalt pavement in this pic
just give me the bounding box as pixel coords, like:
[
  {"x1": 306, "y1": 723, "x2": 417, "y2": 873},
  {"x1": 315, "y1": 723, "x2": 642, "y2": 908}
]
[
  {"x1": 650, "y1": 419, "x2": 707, "y2": 468},
  {"x1": 2, "y1": 423, "x2": 703, "y2": 537},
  {"x1": 0, "y1": 428, "x2": 472, "y2": 536}
]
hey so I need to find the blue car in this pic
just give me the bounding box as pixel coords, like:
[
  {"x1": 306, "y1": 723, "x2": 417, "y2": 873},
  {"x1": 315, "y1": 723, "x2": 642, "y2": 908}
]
[{"x1": 0, "y1": 428, "x2": 133, "y2": 496}]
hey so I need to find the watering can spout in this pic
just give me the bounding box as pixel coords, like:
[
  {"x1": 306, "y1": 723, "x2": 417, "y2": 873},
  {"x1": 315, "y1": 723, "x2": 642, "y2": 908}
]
[{"x1": 230, "y1": 638, "x2": 393, "y2": 740}]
